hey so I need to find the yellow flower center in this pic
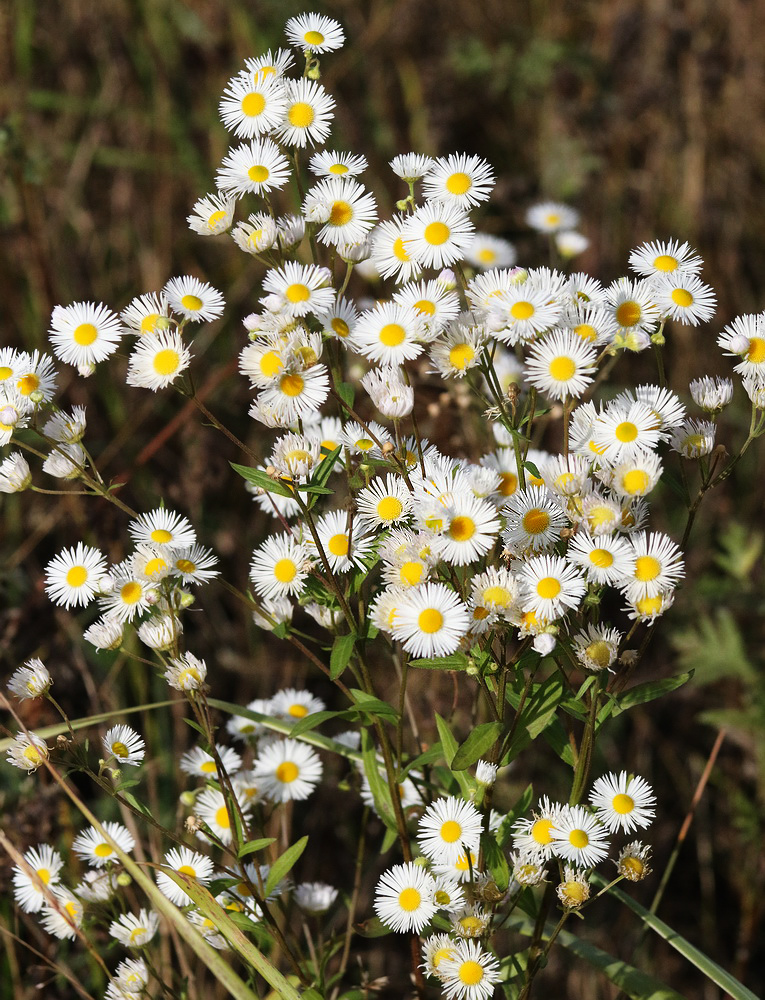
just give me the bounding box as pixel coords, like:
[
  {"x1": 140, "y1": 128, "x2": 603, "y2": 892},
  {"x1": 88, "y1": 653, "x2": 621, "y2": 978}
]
[
  {"x1": 747, "y1": 337, "x2": 765, "y2": 363},
  {"x1": 304, "y1": 30, "x2": 325, "y2": 44},
  {"x1": 477, "y1": 248, "x2": 496, "y2": 263},
  {"x1": 329, "y1": 163, "x2": 349, "y2": 174},
  {"x1": 144, "y1": 557, "x2": 168, "y2": 577},
  {"x1": 328, "y1": 533, "x2": 349, "y2": 557},
  {"x1": 393, "y1": 236, "x2": 411, "y2": 261},
  {"x1": 200, "y1": 760, "x2": 217, "y2": 773},
  {"x1": 622, "y1": 469, "x2": 650, "y2": 494},
  {"x1": 522, "y1": 508, "x2": 550, "y2": 534},
  {"x1": 455, "y1": 851, "x2": 476, "y2": 871},
  {"x1": 536, "y1": 576, "x2": 561, "y2": 599},
  {"x1": 589, "y1": 548, "x2": 613, "y2": 568},
  {"x1": 207, "y1": 210, "x2": 226, "y2": 228},
  {"x1": 549, "y1": 356, "x2": 576, "y2": 381},
  {"x1": 400, "y1": 561, "x2": 423, "y2": 586},
  {"x1": 424, "y1": 221, "x2": 450, "y2": 245},
  {"x1": 612, "y1": 793, "x2": 634, "y2": 814},
  {"x1": 634, "y1": 555, "x2": 661, "y2": 581},
  {"x1": 65, "y1": 901, "x2": 79, "y2": 918},
  {"x1": 449, "y1": 343, "x2": 475, "y2": 369},
  {"x1": 280, "y1": 373, "x2": 305, "y2": 396},
  {"x1": 562, "y1": 881, "x2": 588, "y2": 904},
  {"x1": 498, "y1": 472, "x2": 517, "y2": 496},
  {"x1": 276, "y1": 761, "x2": 299, "y2": 783},
  {"x1": 398, "y1": 887, "x2": 421, "y2": 911},
  {"x1": 94, "y1": 843, "x2": 113, "y2": 857},
  {"x1": 459, "y1": 916, "x2": 483, "y2": 933},
  {"x1": 288, "y1": 102, "x2": 315, "y2": 128},
  {"x1": 458, "y1": 960, "x2": 484, "y2": 986},
  {"x1": 616, "y1": 301, "x2": 642, "y2": 327},
  {"x1": 530, "y1": 817, "x2": 553, "y2": 844},
  {"x1": 73, "y1": 323, "x2": 98, "y2": 346},
  {"x1": 241, "y1": 92, "x2": 266, "y2": 117},
  {"x1": 141, "y1": 313, "x2": 160, "y2": 333},
  {"x1": 418, "y1": 608, "x2": 443, "y2": 633},
  {"x1": 151, "y1": 528, "x2": 173, "y2": 543},
  {"x1": 258, "y1": 350, "x2": 282, "y2": 377},
  {"x1": 153, "y1": 349, "x2": 180, "y2": 376},
  {"x1": 615, "y1": 421, "x2": 638, "y2": 443},
  {"x1": 0, "y1": 366, "x2": 11, "y2": 380},
  {"x1": 445, "y1": 171, "x2": 472, "y2": 195},
  {"x1": 585, "y1": 640, "x2": 612, "y2": 668},
  {"x1": 176, "y1": 559, "x2": 196, "y2": 574},
  {"x1": 111, "y1": 741, "x2": 130, "y2": 758},
  {"x1": 129, "y1": 926, "x2": 148, "y2": 943},
  {"x1": 671, "y1": 288, "x2": 693, "y2": 307},
  {"x1": 329, "y1": 200, "x2": 353, "y2": 226},
  {"x1": 545, "y1": 212, "x2": 560, "y2": 227},
  {"x1": 66, "y1": 565, "x2": 88, "y2": 587},
  {"x1": 17, "y1": 374, "x2": 39, "y2": 395},
  {"x1": 622, "y1": 857, "x2": 645, "y2": 878},
  {"x1": 636, "y1": 595, "x2": 663, "y2": 615},
  {"x1": 23, "y1": 745, "x2": 45, "y2": 765},
  {"x1": 247, "y1": 164, "x2": 269, "y2": 184},
  {"x1": 473, "y1": 605, "x2": 490, "y2": 620},
  {"x1": 177, "y1": 865, "x2": 197, "y2": 877},
  {"x1": 653, "y1": 254, "x2": 678, "y2": 271},
  {"x1": 181, "y1": 294, "x2": 203, "y2": 312},
  {"x1": 288, "y1": 703, "x2": 308, "y2": 718},
  {"x1": 355, "y1": 437, "x2": 374, "y2": 451},
  {"x1": 331, "y1": 318, "x2": 349, "y2": 337},
  {"x1": 483, "y1": 585, "x2": 511, "y2": 607},
  {"x1": 274, "y1": 558, "x2": 297, "y2": 583},
  {"x1": 510, "y1": 300, "x2": 534, "y2": 320},
  {"x1": 433, "y1": 946, "x2": 456, "y2": 967},
  {"x1": 379, "y1": 323, "x2": 406, "y2": 347},
  {"x1": 215, "y1": 806, "x2": 231, "y2": 829},
  {"x1": 574, "y1": 323, "x2": 597, "y2": 342},
  {"x1": 449, "y1": 515, "x2": 475, "y2": 541},
  {"x1": 120, "y1": 582, "x2": 142, "y2": 604},
  {"x1": 440, "y1": 819, "x2": 462, "y2": 843},
  {"x1": 569, "y1": 829, "x2": 589, "y2": 848},
  {"x1": 37, "y1": 868, "x2": 51, "y2": 884},
  {"x1": 377, "y1": 496, "x2": 403, "y2": 520}
]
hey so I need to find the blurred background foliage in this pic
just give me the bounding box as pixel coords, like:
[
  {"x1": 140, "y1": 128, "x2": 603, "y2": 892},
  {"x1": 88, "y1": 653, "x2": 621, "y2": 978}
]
[{"x1": 1, "y1": 0, "x2": 765, "y2": 997}]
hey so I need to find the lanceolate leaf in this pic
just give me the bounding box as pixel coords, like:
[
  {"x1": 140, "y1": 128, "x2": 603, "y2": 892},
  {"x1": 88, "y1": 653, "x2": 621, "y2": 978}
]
[
  {"x1": 615, "y1": 671, "x2": 693, "y2": 713},
  {"x1": 330, "y1": 631, "x2": 357, "y2": 679},
  {"x1": 230, "y1": 463, "x2": 295, "y2": 497},
  {"x1": 451, "y1": 721, "x2": 503, "y2": 771},
  {"x1": 434, "y1": 713, "x2": 472, "y2": 796},
  {"x1": 265, "y1": 836, "x2": 308, "y2": 897}
]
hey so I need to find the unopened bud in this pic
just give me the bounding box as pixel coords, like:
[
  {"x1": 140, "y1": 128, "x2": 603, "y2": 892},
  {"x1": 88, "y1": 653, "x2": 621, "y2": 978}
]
[
  {"x1": 116, "y1": 872, "x2": 132, "y2": 887},
  {"x1": 180, "y1": 790, "x2": 198, "y2": 807},
  {"x1": 179, "y1": 590, "x2": 195, "y2": 609},
  {"x1": 29, "y1": 389, "x2": 45, "y2": 405},
  {"x1": 381, "y1": 441, "x2": 395, "y2": 455},
  {"x1": 0, "y1": 406, "x2": 18, "y2": 427},
  {"x1": 155, "y1": 315, "x2": 172, "y2": 331}
]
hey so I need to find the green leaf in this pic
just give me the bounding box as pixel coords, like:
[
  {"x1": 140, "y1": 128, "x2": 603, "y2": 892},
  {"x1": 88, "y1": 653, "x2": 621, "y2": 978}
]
[
  {"x1": 594, "y1": 877, "x2": 759, "y2": 1000},
  {"x1": 337, "y1": 381, "x2": 355, "y2": 410},
  {"x1": 289, "y1": 710, "x2": 342, "y2": 737},
  {"x1": 400, "y1": 743, "x2": 444, "y2": 779},
  {"x1": 541, "y1": 718, "x2": 576, "y2": 767},
  {"x1": 451, "y1": 721, "x2": 503, "y2": 771},
  {"x1": 119, "y1": 790, "x2": 153, "y2": 818},
  {"x1": 331, "y1": 632, "x2": 357, "y2": 679},
  {"x1": 237, "y1": 838, "x2": 276, "y2": 859},
  {"x1": 496, "y1": 784, "x2": 533, "y2": 848},
  {"x1": 230, "y1": 463, "x2": 295, "y2": 497},
  {"x1": 265, "y1": 836, "x2": 308, "y2": 897},
  {"x1": 354, "y1": 916, "x2": 393, "y2": 937},
  {"x1": 410, "y1": 652, "x2": 469, "y2": 670},
  {"x1": 434, "y1": 713, "x2": 472, "y2": 796},
  {"x1": 481, "y1": 832, "x2": 509, "y2": 892},
  {"x1": 503, "y1": 674, "x2": 565, "y2": 763},
  {"x1": 296, "y1": 484, "x2": 334, "y2": 495},
  {"x1": 523, "y1": 460, "x2": 541, "y2": 479},
  {"x1": 359, "y1": 731, "x2": 397, "y2": 832},
  {"x1": 672, "y1": 609, "x2": 755, "y2": 685},
  {"x1": 312, "y1": 445, "x2": 343, "y2": 487},
  {"x1": 349, "y1": 688, "x2": 398, "y2": 721},
  {"x1": 616, "y1": 671, "x2": 693, "y2": 713}
]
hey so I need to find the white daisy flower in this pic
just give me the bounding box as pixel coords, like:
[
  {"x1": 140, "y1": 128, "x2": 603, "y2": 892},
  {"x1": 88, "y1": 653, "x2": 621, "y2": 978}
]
[
  {"x1": 605, "y1": 451, "x2": 664, "y2": 499},
  {"x1": 269, "y1": 432, "x2": 322, "y2": 480},
  {"x1": 187, "y1": 192, "x2": 237, "y2": 236},
  {"x1": 361, "y1": 365, "x2": 415, "y2": 418},
  {"x1": 75, "y1": 869, "x2": 120, "y2": 902},
  {"x1": 651, "y1": 273, "x2": 716, "y2": 325},
  {"x1": 226, "y1": 697, "x2": 273, "y2": 741},
  {"x1": 438, "y1": 493, "x2": 501, "y2": 566},
  {"x1": 356, "y1": 474, "x2": 414, "y2": 529},
  {"x1": 13, "y1": 350, "x2": 57, "y2": 403},
  {"x1": 628, "y1": 238, "x2": 703, "y2": 277},
  {"x1": 180, "y1": 744, "x2": 242, "y2": 778},
  {"x1": 232, "y1": 212, "x2": 279, "y2": 255},
  {"x1": 670, "y1": 418, "x2": 716, "y2": 458},
  {"x1": 112, "y1": 958, "x2": 149, "y2": 995},
  {"x1": 44, "y1": 543, "x2": 108, "y2": 609},
  {"x1": 83, "y1": 616, "x2": 124, "y2": 651},
  {"x1": 42, "y1": 406, "x2": 87, "y2": 444},
  {"x1": 194, "y1": 787, "x2": 248, "y2": 845},
  {"x1": 165, "y1": 652, "x2": 207, "y2": 692},
  {"x1": 417, "y1": 796, "x2": 483, "y2": 864},
  {"x1": 421, "y1": 932, "x2": 459, "y2": 979},
  {"x1": 262, "y1": 261, "x2": 335, "y2": 317},
  {"x1": 717, "y1": 313, "x2": 765, "y2": 379},
  {"x1": 592, "y1": 400, "x2": 665, "y2": 462},
  {"x1": 526, "y1": 201, "x2": 579, "y2": 233},
  {"x1": 120, "y1": 291, "x2": 172, "y2": 336},
  {"x1": 373, "y1": 862, "x2": 437, "y2": 933},
  {"x1": 518, "y1": 554, "x2": 586, "y2": 620},
  {"x1": 218, "y1": 73, "x2": 287, "y2": 138},
  {"x1": 502, "y1": 486, "x2": 567, "y2": 554},
  {"x1": 621, "y1": 531, "x2": 684, "y2": 602},
  {"x1": 370, "y1": 216, "x2": 422, "y2": 282},
  {"x1": 40, "y1": 886, "x2": 83, "y2": 940},
  {"x1": 580, "y1": 491, "x2": 623, "y2": 535},
  {"x1": 156, "y1": 847, "x2": 214, "y2": 907},
  {"x1": 557, "y1": 867, "x2": 591, "y2": 909},
  {"x1": 550, "y1": 805, "x2": 610, "y2": 868},
  {"x1": 8, "y1": 658, "x2": 52, "y2": 700},
  {"x1": 254, "y1": 365, "x2": 330, "y2": 426},
  {"x1": 617, "y1": 841, "x2": 653, "y2": 881},
  {"x1": 571, "y1": 623, "x2": 623, "y2": 672},
  {"x1": 566, "y1": 531, "x2": 635, "y2": 586},
  {"x1": 0, "y1": 388, "x2": 30, "y2": 445},
  {"x1": 469, "y1": 567, "x2": 518, "y2": 621},
  {"x1": 465, "y1": 233, "x2": 517, "y2": 270},
  {"x1": 48, "y1": 301, "x2": 124, "y2": 367},
  {"x1": 42, "y1": 441, "x2": 87, "y2": 480},
  {"x1": 72, "y1": 821, "x2": 135, "y2": 867},
  {"x1": 626, "y1": 589, "x2": 676, "y2": 622},
  {"x1": 309, "y1": 149, "x2": 367, "y2": 178},
  {"x1": 351, "y1": 302, "x2": 426, "y2": 365},
  {"x1": 489, "y1": 283, "x2": 563, "y2": 345},
  {"x1": 276, "y1": 78, "x2": 335, "y2": 147},
  {"x1": 524, "y1": 330, "x2": 598, "y2": 400},
  {"x1": 390, "y1": 153, "x2": 435, "y2": 182},
  {"x1": 605, "y1": 277, "x2": 661, "y2": 338},
  {"x1": 216, "y1": 137, "x2": 291, "y2": 198},
  {"x1": 98, "y1": 568, "x2": 152, "y2": 623},
  {"x1": 422, "y1": 153, "x2": 495, "y2": 208},
  {"x1": 316, "y1": 297, "x2": 359, "y2": 343},
  {"x1": 401, "y1": 202, "x2": 475, "y2": 270},
  {"x1": 294, "y1": 881, "x2": 339, "y2": 914},
  {"x1": 103, "y1": 725, "x2": 145, "y2": 767},
  {"x1": 109, "y1": 909, "x2": 159, "y2": 948},
  {"x1": 136, "y1": 613, "x2": 181, "y2": 651},
  {"x1": 303, "y1": 176, "x2": 378, "y2": 247},
  {"x1": 690, "y1": 375, "x2": 733, "y2": 412},
  {"x1": 432, "y1": 849, "x2": 482, "y2": 884},
  {"x1": 430, "y1": 322, "x2": 487, "y2": 379},
  {"x1": 439, "y1": 938, "x2": 501, "y2": 1000},
  {"x1": 555, "y1": 230, "x2": 590, "y2": 258},
  {"x1": 0, "y1": 451, "x2": 32, "y2": 492},
  {"x1": 590, "y1": 771, "x2": 656, "y2": 833},
  {"x1": 128, "y1": 508, "x2": 196, "y2": 551},
  {"x1": 270, "y1": 687, "x2": 326, "y2": 722},
  {"x1": 511, "y1": 796, "x2": 564, "y2": 860},
  {"x1": 250, "y1": 535, "x2": 311, "y2": 600},
  {"x1": 285, "y1": 12, "x2": 345, "y2": 52},
  {"x1": 164, "y1": 275, "x2": 225, "y2": 322},
  {"x1": 392, "y1": 582, "x2": 470, "y2": 657},
  {"x1": 566, "y1": 307, "x2": 618, "y2": 348},
  {"x1": 244, "y1": 48, "x2": 295, "y2": 83},
  {"x1": 252, "y1": 737, "x2": 323, "y2": 802},
  {"x1": 12, "y1": 845, "x2": 63, "y2": 913},
  {"x1": 394, "y1": 279, "x2": 461, "y2": 337},
  {"x1": 126, "y1": 330, "x2": 192, "y2": 391}
]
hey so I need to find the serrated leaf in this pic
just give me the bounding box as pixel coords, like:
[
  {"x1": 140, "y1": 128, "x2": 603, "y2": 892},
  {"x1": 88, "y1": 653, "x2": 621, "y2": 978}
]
[
  {"x1": 331, "y1": 632, "x2": 357, "y2": 679},
  {"x1": 616, "y1": 671, "x2": 693, "y2": 712},
  {"x1": 237, "y1": 837, "x2": 276, "y2": 859},
  {"x1": 230, "y1": 463, "x2": 295, "y2": 498},
  {"x1": 451, "y1": 721, "x2": 503, "y2": 770},
  {"x1": 265, "y1": 836, "x2": 308, "y2": 897},
  {"x1": 410, "y1": 652, "x2": 469, "y2": 670}
]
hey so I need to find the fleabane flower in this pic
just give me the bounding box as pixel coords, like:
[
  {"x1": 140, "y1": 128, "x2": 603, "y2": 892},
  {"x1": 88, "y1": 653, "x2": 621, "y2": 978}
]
[
  {"x1": 72, "y1": 822, "x2": 135, "y2": 867},
  {"x1": 374, "y1": 862, "x2": 437, "y2": 933},
  {"x1": 126, "y1": 330, "x2": 192, "y2": 391},
  {"x1": 103, "y1": 725, "x2": 146, "y2": 767},
  {"x1": 311, "y1": 509, "x2": 375, "y2": 572},
  {"x1": 262, "y1": 261, "x2": 335, "y2": 317},
  {"x1": 216, "y1": 138, "x2": 291, "y2": 198},
  {"x1": 417, "y1": 797, "x2": 483, "y2": 864},
  {"x1": 628, "y1": 238, "x2": 703, "y2": 277},
  {"x1": 466, "y1": 233, "x2": 517, "y2": 270},
  {"x1": 621, "y1": 531, "x2": 684, "y2": 602},
  {"x1": 250, "y1": 535, "x2": 311, "y2": 600},
  {"x1": 0, "y1": 451, "x2": 32, "y2": 492},
  {"x1": 120, "y1": 291, "x2": 172, "y2": 336},
  {"x1": 218, "y1": 73, "x2": 287, "y2": 138},
  {"x1": 651, "y1": 273, "x2": 716, "y2": 325},
  {"x1": 401, "y1": 202, "x2": 475, "y2": 270},
  {"x1": 351, "y1": 302, "x2": 426, "y2": 365},
  {"x1": 689, "y1": 375, "x2": 733, "y2": 413},
  {"x1": 390, "y1": 153, "x2": 435, "y2": 182},
  {"x1": 285, "y1": 12, "x2": 345, "y2": 52},
  {"x1": 605, "y1": 277, "x2": 661, "y2": 339},
  {"x1": 361, "y1": 366, "x2": 414, "y2": 418},
  {"x1": 44, "y1": 543, "x2": 108, "y2": 609},
  {"x1": 109, "y1": 909, "x2": 160, "y2": 949},
  {"x1": 12, "y1": 845, "x2": 64, "y2": 913},
  {"x1": 276, "y1": 78, "x2": 335, "y2": 147},
  {"x1": 8, "y1": 658, "x2": 52, "y2": 700},
  {"x1": 165, "y1": 652, "x2": 207, "y2": 692},
  {"x1": 302, "y1": 177, "x2": 377, "y2": 246},
  {"x1": 422, "y1": 153, "x2": 495, "y2": 209},
  {"x1": 439, "y1": 938, "x2": 501, "y2": 1000},
  {"x1": 128, "y1": 508, "x2": 197, "y2": 551},
  {"x1": 670, "y1": 418, "x2": 716, "y2": 458},
  {"x1": 187, "y1": 192, "x2": 237, "y2": 236},
  {"x1": 370, "y1": 216, "x2": 422, "y2": 282},
  {"x1": 557, "y1": 867, "x2": 591, "y2": 909},
  {"x1": 244, "y1": 48, "x2": 295, "y2": 83},
  {"x1": 394, "y1": 279, "x2": 461, "y2": 338},
  {"x1": 617, "y1": 841, "x2": 653, "y2": 882},
  {"x1": 518, "y1": 554, "x2": 586, "y2": 621},
  {"x1": 295, "y1": 881, "x2": 339, "y2": 914},
  {"x1": 718, "y1": 313, "x2": 765, "y2": 379},
  {"x1": 40, "y1": 886, "x2": 83, "y2": 940},
  {"x1": 571, "y1": 623, "x2": 623, "y2": 672},
  {"x1": 502, "y1": 486, "x2": 567, "y2": 555},
  {"x1": 592, "y1": 400, "x2": 665, "y2": 462},
  {"x1": 590, "y1": 771, "x2": 657, "y2": 833},
  {"x1": 309, "y1": 149, "x2": 367, "y2": 178},
  {"x1": 392, "y1": 582, "x2": 470, "y2": 657},
  {"x1": 550, "y1": 805, "x2": 610, "y2": 868},
  {"x1": 356, "y1": 474, "x2": 414, "y2": 530},
  {"x1": 164, "y1": 275, "x2": 225, "y2": 323},
  {"x1": 526, "y1": 201, "x2": 579, "y2": 233},
  {"x1": 566, "y1": 531, "x2": 635, "y2": 586},
  {"x1": 48, "y1": 301, "x2": 124, "y2": 367},
  {"x1": 430, "y1": 323, "x2": 487, "y2": 378},
  {"x1": 523, "y1": 330, "x2": 598, "y2": 400},
  {"x1": 489, "y1": 284, "x2": 562, "y2": 345},
  {"x1": 156, "y1": 847, "x2": 214, "y2": 907},
  {"x1": 438, "y1": 493, "x2": 501, "y2": 566},
  {"x1": 252, "y1": 737, "x2": 323, "y2": 802}
]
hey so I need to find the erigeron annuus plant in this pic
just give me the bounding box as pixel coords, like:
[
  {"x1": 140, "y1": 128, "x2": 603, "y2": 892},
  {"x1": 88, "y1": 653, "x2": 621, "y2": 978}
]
[{"x1": 2, "y1": 13, "x2": 764, "y2": 1000}]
